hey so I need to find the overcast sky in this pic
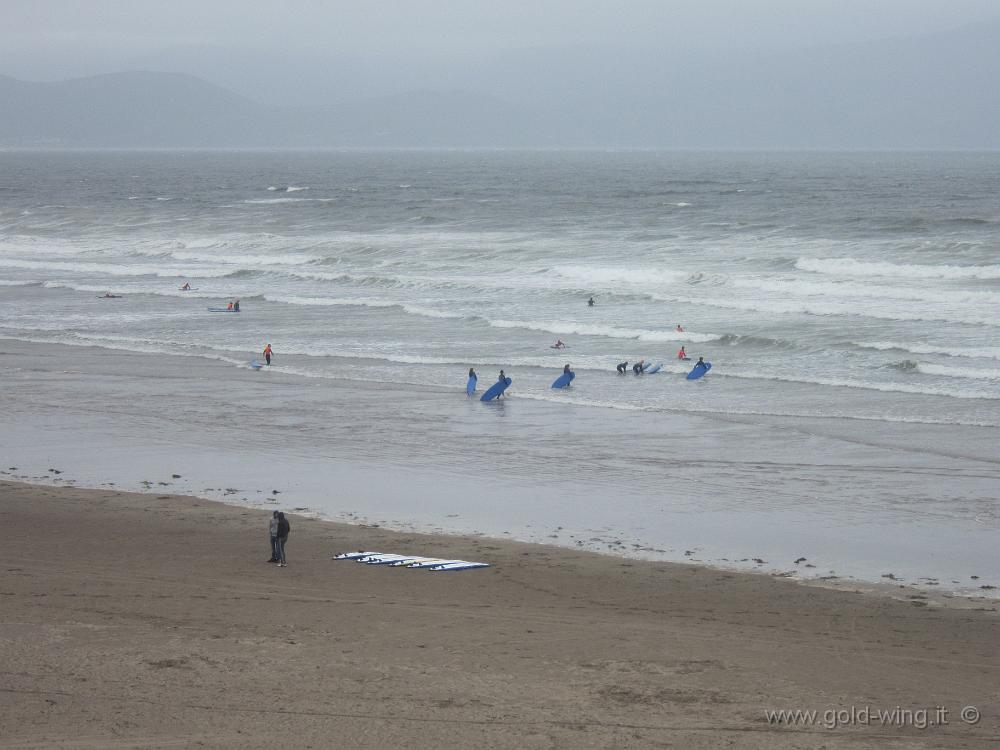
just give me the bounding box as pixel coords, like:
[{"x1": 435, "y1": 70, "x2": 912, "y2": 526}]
[
  {"x1": 5, "y1": 0, "x2": 1000, "y2": 75},
  {"x1": 3, "y1": 0, "x2": 1000, "y2": 148}
]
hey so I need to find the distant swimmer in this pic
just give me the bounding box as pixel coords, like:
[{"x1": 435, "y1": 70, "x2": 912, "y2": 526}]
[
  {"x1": 551, "y1": 339, "x2": 566, "y2": 349},
  {"x1": 616, "y1": 361, "x2": 628, "y2": 374},
  {"x1": 180, "y1": 282, "x2": 191, "y2": 291},
  {"x1": 263, "y1": 343, "x2": 273, "y2": 366},
  {"x1": 677, "y1": 346, "x2": 686, "y2": 359},
  {"x1": 632, "y1": 359, "x2": 645, "y2": 375},
  {"x1": 588, "y1": 297, "x2": 595, "y2": 307},
  {"x1": 100, "y1": 292, "x2": 122, "y2": 298},
  {"x1": 676, "y1": 324, "x2": 684, "y2": 332}
]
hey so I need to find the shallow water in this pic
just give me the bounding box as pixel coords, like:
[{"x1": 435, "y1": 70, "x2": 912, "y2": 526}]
[{"x1": 2, "y1": 150, "x2": 998, "y2": 595}]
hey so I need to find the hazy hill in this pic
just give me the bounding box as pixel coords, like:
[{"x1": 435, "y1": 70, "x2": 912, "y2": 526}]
[{"x1": 1, "y1": 22, "x2": 998, "y2": 149}]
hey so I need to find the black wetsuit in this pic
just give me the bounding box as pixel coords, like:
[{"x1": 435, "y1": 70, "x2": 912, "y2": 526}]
[{"x1": 616, "y1": 361, "x2": 628, "y2": 374}]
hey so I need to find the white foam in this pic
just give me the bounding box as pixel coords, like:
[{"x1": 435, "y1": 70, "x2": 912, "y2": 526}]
[
  {"x1": 915, "y1": 362, "x2": 1000, "y2": 381},
  {"x1": 488, "y1": 318, "x2": 720, "y2": 343},
  {"x1": 555, "y1": 265, "x2": 691, "y2": 288},
  {"x1": 0, "y1": 258, "x2": 234, "y2": 278},
  {"x1": 854, "y1": 341, "x2": 1000, "y2": 361},
  {"x1": 797, "y1": 257, "x2": 1000, "y2": 280}
]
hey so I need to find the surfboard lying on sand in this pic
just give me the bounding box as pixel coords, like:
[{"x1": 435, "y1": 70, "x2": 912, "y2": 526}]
[
  {"x1": 466, "y1": 374, "x2": 477, "y2": 396},
  {"x1": 686, "y1": 362, "x2": 712, "y2": 380},
  {"x1": 333, "y1": 551, "x2": 489, "y2": 571},
  {"x1": 480, "y1": 377, "x2": 512, "y2": 401},
  {"x1": 551, "y1": 371, "x2": 575, "y2": 388}
]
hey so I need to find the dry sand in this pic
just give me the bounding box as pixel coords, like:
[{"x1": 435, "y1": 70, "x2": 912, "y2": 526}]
[{"x1": 0, "y1": 481, "x2": 997, "y2": 749}]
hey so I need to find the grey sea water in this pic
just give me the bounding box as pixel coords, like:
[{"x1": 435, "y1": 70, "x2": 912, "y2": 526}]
[{"x1": 2, "y1": 150, "x2": 998, "y2": 592}]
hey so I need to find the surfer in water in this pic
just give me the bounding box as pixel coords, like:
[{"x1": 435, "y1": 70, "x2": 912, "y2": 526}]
[
  {"x1": 233, "y1": 299, "x2": 240, "y2": 312},
  {"x1": 588, "y1": 297, "x2": 595, "y2": 306},
  {"x1": 633, "y1": 359, "x2": 646, "y2": 375},
  {"x1": 696, "y1": 356, "x2": 706, "y2": 368},
  {"x1": 263, "y1": 344, "x2": 273, "y2": 366},
  {"x1": 676, "y1": 324, "x2": 684, "y2": 332},
  {"x1": 227, "y1": 301, "x2": 233, "y2": 311},
  {"x1": 616, "y1": 361, "x2": 629, "y2": 374},
  {"x1": 468, "y1": 367, "x2": 476, "y2": 379},
  {"x1": 552, "y1": 339, "x2": 566, "y2": 349},
  {"x1": 180, "y1": 282, "x2": 191, "y2": 291},
  {"x1": 101, "y1": 292, "x2": 120, "y2": 298},
  {"x1": 563, "y1": 363, "x2": 571, "y2": 374},
  {"x1": 677, "y1": 346, "x2": 686, "y2": 359}
]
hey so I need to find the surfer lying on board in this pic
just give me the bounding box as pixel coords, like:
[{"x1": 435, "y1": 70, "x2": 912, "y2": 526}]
[
  {"x1": 616, "y1": 361, "x2": 628, "y2": 374},
  {"x1": 101, "y1": 292, "x2": 121, "y2": 298}
]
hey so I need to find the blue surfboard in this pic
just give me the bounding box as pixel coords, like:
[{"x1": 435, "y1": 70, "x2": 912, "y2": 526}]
[
  {"x1": 686, "y1": 362, "x2": 712, "y2": 380},
  {"x1": 250, "y1": 360, "x2": 263, "y2": 370},
  {"x1": 466, "y1": 374, "x2": 477, "y2": 396},
  {"x1": 480, "y1": 377, "x2": 512, "y2": 401},
  {"x1": 644, "y1": 363, "x2": 663, "y2": 374},
  {"x1": 551, "y1": 371, "x2": 575, "y2": 389}
]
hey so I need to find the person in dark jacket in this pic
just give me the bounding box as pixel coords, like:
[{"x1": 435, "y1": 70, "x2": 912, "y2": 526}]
[
  {"x1": 275, "y1": 512, "x2": 290, "y2": 567},
  {"x1": 267, "y1": 510, "x2": 280, "y2": 562}
]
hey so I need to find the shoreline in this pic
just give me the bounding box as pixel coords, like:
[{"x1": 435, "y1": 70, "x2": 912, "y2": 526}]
[
  {"x1": 1, "y1": 480, "x2": 997, "y2": 749},
  {"x1": 4, "y1": 336, "x2": 999, "y2": 599}
]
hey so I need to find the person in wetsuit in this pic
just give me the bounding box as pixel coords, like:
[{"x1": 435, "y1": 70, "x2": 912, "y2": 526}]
[{"x1": 616, "y1": 361, "x2": 628, "y2": 374}]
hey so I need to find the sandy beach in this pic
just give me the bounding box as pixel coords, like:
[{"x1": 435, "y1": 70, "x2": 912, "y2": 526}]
[{"x1": 1, "y1": 480, "x2": 997, "y2": 749}]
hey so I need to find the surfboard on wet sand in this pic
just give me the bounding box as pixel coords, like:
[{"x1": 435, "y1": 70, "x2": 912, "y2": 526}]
[
  {"x1": 551, "y1": 371, "x2": 575, "y2": 388},
  {"x1": 480, "y1": 377, "x2": 512, "y2": 401},
  {"x1": 686, "y1": 362, "x2": 712, "y2": 380}
]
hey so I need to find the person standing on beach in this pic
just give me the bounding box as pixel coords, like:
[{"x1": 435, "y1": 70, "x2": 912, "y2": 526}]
[
  {"x1": 263, "y1": 343, "x2": 273, "y2": 366},
  {"x1": 275, "y1": 512, "x2": 290, "y2": 567},
  {"x1": 267, "y1": 510, "x2": 279, "y2": 562}
]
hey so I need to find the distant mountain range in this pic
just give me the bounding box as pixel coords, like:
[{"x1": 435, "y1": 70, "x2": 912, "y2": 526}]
[
  {"x1": 0, "y1": 72, "x2": 547, "y2": 147},
  {"x1": 2, "y1": 22, "x2": 998, "y2": 149}
]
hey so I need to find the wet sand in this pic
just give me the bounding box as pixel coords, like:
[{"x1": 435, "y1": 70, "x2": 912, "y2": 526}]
[{"x1": 1, "y1": 481, "x2": 997, "y2": 749}]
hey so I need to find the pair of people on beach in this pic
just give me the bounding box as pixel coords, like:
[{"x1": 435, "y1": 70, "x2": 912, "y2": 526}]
[{"x1": 267, "y1": 511, "x2": 290, "y2": 566}]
